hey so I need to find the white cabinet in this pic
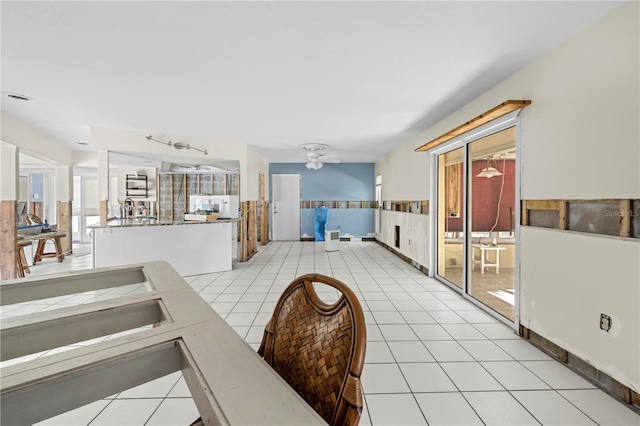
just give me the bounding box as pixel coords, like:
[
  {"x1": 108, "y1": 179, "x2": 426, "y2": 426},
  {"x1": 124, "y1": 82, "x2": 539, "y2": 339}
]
[{"x1": 93, "y1": 222, "x2": 233, "y2": 275}]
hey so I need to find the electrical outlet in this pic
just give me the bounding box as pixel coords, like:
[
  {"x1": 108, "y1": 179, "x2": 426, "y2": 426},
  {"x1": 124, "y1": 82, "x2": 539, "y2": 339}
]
[{"x1": 600, "y1": 314, "x2": 612, "y2": 332}]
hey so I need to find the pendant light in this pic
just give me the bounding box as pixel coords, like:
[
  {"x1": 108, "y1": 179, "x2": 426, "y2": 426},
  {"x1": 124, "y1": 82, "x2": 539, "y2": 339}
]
[{"x1": 476, "y1": 156, "x2": 503, "y2": 178}]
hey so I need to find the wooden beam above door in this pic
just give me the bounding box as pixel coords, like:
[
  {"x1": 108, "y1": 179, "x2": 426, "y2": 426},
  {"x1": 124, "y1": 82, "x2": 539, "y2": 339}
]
[{"x1": 415, "y1": 100, "x2": 531, "y2": 153}]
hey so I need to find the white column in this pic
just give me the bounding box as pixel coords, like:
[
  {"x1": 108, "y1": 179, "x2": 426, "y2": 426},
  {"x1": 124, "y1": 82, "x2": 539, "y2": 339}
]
[
  {"x1": 55, "y1": 165, "x2": 72, "y2": 202},
  {"x1": 98, "y1": 150, "x2": 110, "y2": 202},
  {"x1": 0, "y1": 141, "x2": 19, "y2": 201},
  {"x1": 0, "y1": 141, "x2": 19, "y2": 280}
]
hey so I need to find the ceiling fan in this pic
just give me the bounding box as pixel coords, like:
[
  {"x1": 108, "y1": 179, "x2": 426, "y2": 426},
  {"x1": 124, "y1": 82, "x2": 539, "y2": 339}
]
[{"x1": 299, "y1": 144, "x2": 339, "y2": 170}]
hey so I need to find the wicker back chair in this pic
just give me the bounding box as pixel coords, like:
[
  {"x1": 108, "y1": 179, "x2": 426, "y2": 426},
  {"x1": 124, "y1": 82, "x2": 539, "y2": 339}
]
[
  {"x1": 25, "y1": 214, "x2": 42, "y2": 226},
  {"x1": 258, "y1": 273, "x2": 367, "y2": 426}
]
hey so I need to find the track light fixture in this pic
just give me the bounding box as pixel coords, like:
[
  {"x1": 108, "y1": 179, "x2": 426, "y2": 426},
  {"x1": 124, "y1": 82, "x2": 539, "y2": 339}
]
[{"x1": 146, "y1": 135, "x2": 208, "y2": 155}]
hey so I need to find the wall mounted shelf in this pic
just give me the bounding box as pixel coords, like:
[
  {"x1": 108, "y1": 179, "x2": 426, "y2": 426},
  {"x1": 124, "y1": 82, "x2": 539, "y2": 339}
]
[{"x1": 125, "y1": 174, "x2": 148, "y2": 198}]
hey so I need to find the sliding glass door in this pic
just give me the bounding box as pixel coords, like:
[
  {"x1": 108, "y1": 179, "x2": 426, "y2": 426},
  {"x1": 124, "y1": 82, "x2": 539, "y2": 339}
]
[
  {"x1": 437, "y1": 147, "x2": 465, "y2": 289},
  {"x1": 435, "y1": 125, "x2": 518, "y2": 323},
  {"x1": 467, "y1": 128, "x2": 516, "y2": 320}
]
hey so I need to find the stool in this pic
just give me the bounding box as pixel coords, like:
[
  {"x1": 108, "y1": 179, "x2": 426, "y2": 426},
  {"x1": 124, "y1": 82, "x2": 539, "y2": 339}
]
[
  {"x1": 16, "y1": 240, "x2": 32, "y2": 278},
  {"x1": 33, "y1": 232, "x2": 66, "y2": 264}
]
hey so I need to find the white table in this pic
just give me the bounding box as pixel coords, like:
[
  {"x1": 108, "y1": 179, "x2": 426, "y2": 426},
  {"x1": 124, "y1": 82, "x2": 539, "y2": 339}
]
[
  {"x1": 472, "y1": 244, "x2": 507, "y2": 274},
  {"x1": 0, "y1": 262, "x2": 326, "y2": 425}
]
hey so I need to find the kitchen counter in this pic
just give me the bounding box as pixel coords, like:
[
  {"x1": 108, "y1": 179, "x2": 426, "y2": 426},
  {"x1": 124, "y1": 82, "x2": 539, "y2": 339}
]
[
  {"x1": 91, "y1": 217, "x2": 240, "y2": 228},
  {"x1": 91, "y1": 219, "x2": 238, "y2": 275}
]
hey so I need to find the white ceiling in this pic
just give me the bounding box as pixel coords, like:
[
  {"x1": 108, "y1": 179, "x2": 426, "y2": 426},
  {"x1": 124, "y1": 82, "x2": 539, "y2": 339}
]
[{"x1": 1, "y1": 1, "x2": 624, "y2": 164}]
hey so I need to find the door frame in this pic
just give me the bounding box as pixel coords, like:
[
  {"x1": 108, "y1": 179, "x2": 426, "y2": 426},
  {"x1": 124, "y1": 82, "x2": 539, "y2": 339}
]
[
  {"x1": 375, "y1": 175, "x2": 382, "y2": 239},
  {"x1": 429, "y1": 110, "x2": 522, "y2": 331}
]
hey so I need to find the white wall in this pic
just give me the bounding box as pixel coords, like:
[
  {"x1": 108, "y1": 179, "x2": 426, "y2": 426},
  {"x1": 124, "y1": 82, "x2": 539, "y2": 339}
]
[
  {"x1": 72, "y1": 151, "x2": 99, "y2": 168},
  {"x1": 376, "y1": 2, "x2": 640, "y2": 390},
  {"x1": 1, "y1": 113, "x2": 73, "y2": 167},
  {"x1": 376, "y1": 141, "x2": 430, "y2": 201},
  {"x1": 379, "y1": 210, "x2": 430, "y2": 268},
  {"x1": 521, "y1": 227, "x2": 640, "y2": 392},
  {"x1": 513, "y1": 5, "x2": 639, "y2": 200},
  {"x1": 379, "y1": 2, "x2": 639, "y2": 200}
]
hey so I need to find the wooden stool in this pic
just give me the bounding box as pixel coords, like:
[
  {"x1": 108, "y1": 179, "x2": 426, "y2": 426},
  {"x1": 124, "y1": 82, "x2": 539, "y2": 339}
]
[
  {"x1": 16, "y1": 240, "x2": 32, "y2": 278},
  {"x1": 33, "y1": 232, "x2": 66, "y2": 264}
]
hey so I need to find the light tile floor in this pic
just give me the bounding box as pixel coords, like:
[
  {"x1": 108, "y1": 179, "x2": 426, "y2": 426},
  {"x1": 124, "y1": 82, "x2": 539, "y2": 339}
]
[{"x1": 3, "y1": 241, "x2": 640, "y2": 426}]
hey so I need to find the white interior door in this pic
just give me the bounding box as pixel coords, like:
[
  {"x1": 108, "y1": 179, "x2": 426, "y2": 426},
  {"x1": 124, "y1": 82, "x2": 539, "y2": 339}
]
[{"x1": 272, "y1": 174, "x2": 301, "y2": 241}]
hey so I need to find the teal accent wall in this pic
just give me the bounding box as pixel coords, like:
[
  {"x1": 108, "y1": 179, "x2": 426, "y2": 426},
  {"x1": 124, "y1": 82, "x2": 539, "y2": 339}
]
[{"x1": 269, "y1": 163, "x2": 375, "y2": 238}]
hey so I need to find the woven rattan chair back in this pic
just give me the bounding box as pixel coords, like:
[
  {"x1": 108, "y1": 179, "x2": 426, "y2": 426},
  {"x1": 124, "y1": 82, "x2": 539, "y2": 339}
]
[
  {"x1": 25, "y1": 214, "x2": 42, "y2": 226},
  {"x1": 258, "y1": 273, "x2": 367, "y2": 426}
]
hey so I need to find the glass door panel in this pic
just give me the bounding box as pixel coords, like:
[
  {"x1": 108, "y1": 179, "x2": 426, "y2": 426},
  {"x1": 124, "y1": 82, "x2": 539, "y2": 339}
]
[
  {"x1": 436, "y1": 147, "x2": 465, "y2": 289},
  {"x1": 467, "y1": 127, "x2": 516, "y2": 320}
]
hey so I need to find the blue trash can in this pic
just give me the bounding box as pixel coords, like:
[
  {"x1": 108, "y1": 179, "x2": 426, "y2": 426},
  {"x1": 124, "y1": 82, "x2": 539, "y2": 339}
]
[{"x1": 314, "y1": 207, "x2": 328, "y2": 241}]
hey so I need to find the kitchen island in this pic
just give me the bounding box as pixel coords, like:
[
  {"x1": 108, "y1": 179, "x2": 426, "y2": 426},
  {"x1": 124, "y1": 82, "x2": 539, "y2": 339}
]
[{"x1": 91, "y1": 218, "x2": 238, "y2": 276}]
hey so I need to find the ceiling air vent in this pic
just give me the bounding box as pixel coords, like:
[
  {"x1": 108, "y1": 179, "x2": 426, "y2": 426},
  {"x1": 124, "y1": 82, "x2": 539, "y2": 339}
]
[{"x1": 2, "y1": 92, "x2": 35, "y2": 102}]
